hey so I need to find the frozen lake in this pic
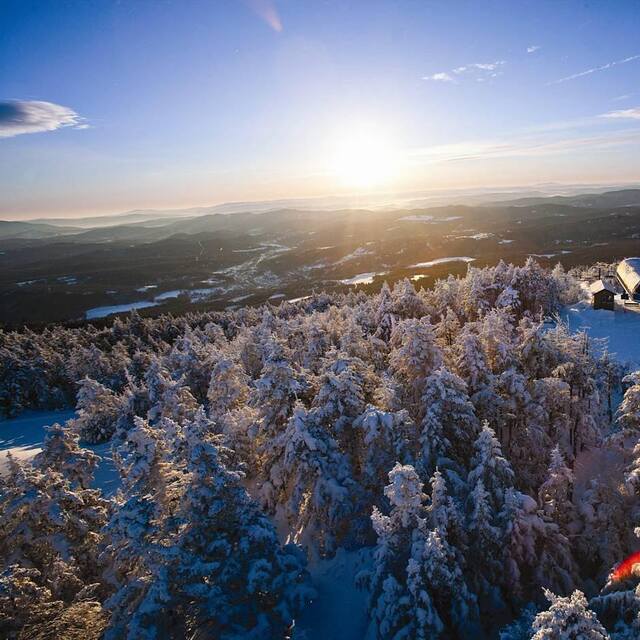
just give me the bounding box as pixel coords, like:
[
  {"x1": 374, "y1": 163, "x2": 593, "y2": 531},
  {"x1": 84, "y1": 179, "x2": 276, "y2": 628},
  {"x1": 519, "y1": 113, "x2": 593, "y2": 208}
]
[{"x1": 86, "y1": 300, "x2": 159, "y2": 319}]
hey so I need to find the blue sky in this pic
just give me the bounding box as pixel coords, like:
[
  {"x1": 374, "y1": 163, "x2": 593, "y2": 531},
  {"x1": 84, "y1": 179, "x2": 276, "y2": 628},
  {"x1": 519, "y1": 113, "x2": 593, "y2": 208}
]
[{"x1": 1, "y1": 0, "x2": 639, "y2": 218}]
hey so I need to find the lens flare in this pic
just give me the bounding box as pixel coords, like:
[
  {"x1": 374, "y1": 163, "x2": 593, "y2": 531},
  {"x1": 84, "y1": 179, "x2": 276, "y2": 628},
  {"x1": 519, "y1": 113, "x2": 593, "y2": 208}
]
[
  {"x1": 245, "y1": 0, "x2": 282, "y2": 32},
  {"x1": 610, "y1": 550, "x2": 640, "y2": 583}
]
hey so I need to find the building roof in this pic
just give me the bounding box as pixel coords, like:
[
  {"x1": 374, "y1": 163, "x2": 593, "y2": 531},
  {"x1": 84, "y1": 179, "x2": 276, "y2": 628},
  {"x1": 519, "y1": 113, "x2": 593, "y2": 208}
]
[
  {"x1": 616, "y1": 258, "x2": 640, "y2": 296},
  {"x1": 589, "y1": 279, "x2": 616, "y2": 294}
]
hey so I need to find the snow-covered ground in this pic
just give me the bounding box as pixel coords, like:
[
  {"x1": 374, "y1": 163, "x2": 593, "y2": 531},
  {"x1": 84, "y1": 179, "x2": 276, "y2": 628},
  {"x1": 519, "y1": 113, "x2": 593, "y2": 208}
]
[
  {"x1": 335, "y1": 247, "x2": 374, "y2": 265},
  {"x1": 561, "y1": 298, "x2": 640, "y2": 370},
  {"x1": 399, "y1": 215, "x2": 462, "y2": 223},
  {"x1": 86, "y1": 286, "x2": 227, "y2": 319},
  {"x1": 295, "y1": 548, "x2": 373, "y2": 640},
  {"x1": 410, "y1": 256, "x2": 475, "y2": 269},
  {"x1": 454, "y1": 232, "x2": 493, "y2": 240},
  {"x1": 86, "y1": 300, "x2": 160, "y2": 319},
  {"x1": 340, "y1": 272, "x2": 387, "y2": 286},
  {"x1": 0, "y1": 410, "x2": 120, "y2": 495},
  {"x1": 560, "y1": 295, "x2": 640, "y2": 505}
]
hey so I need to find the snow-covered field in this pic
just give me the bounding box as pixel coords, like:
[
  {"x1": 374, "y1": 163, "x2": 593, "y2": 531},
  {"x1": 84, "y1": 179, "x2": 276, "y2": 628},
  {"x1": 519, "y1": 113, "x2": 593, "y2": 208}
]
[
  {"x1": 561, "y1": 298, "x2": 640, "y2": 370},
  {"x1": 86, "y1": 300, "x2": 160, "y2": 319},
  {"x1": 410, "y1": 256, "x2": 475, "y2": 269},
  {"x1": 340, "y1": 272, "x2": 387, "y2": 286},
  {"x1": 0, "y1": 410, "x2": 120, "y2": 495}
]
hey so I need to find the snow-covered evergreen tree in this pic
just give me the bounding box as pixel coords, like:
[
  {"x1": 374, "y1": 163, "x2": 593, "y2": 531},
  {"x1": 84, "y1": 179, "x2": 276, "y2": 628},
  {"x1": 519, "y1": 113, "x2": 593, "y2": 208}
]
[
  {"x1": 366, "y1": 464, "x2": 442, "y2": 639},
  {"x1": 391, "y1": 278, "x2": 428, "y2": 319},
  {"x1": 468, "y1": 422, "x2": 515, "y2": 511},
  {"x1": 206, "y1": 356, "x2": 249, "y2": 417},
  {"x1": 72, "y1": 376, "x2": 122, "y2": 443},
  {"x1": 121, "y1": 434, "x2": 313, "y2": 639},
  {"x1": 263, "y1": 403, "x2": 355, "y2": 553},
  {"x1": 353, "y1": 405, "x2": 416, "y2": 498},
  {"x1": 33, "y1": 422, "x2": 100, "y2": 489},
  {"x1": 390, "y1": 318, "x2": 443, "y2": 421},
  {"x1": 419, "y1": 367, "x2": 478, "y2": 484},
  {"x1": 0, "y1": 449, "x2": 109, "y2": 638},
  {"x1": 252, "y1": 339, "x2": 305, "y2": 436},
  {"x1": 614, "y1": 372, "x2": 640, "y2": 447},
  {"x1": 531, "y1": 589, "x2": 609, "y2": 639},
  {"x1": 499, "y1": 488, "x2": 578, "y2": 600},
  {"x1": 538, "y1": 445, "x2": 578, "y2": 534},
  {"x1": 435, "y1": 307, "x2": 462, "y2": 350},
  {"x1": 374, "y1": 281, "x2": 397, "y2": 343}
]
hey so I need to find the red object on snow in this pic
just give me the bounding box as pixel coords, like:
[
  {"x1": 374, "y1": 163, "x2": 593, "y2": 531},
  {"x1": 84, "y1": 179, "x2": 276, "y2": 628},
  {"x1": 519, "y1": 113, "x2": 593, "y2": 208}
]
[{"x1": 611, "y1": 551, "x2": 640, "y2": 582}]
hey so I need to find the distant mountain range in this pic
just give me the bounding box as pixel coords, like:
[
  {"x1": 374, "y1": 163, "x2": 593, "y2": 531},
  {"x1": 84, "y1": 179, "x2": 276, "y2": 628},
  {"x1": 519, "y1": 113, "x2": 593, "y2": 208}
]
[
  {"x1": 2, "y1": 187, "x2": 640, "y2": 242},
  {"x1": 489, "y1": 189, "x2": 640, "y2": 209},
  {"x1": 3, "y1": 186, "x2": 640, "y2": 325}
]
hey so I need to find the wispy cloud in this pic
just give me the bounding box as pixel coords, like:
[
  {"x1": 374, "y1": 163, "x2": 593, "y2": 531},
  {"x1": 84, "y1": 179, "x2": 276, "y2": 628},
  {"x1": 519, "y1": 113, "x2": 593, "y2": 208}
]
[
  {"x1": 408, "y1": 121, "x2": 640, "y2": 164},
  {"x1": 244, "y1": 0, "x2": 282, "y2": 32},
  {"x1": 0, "y1": 100, "x2": 86, "y2": 139},
  {"x1": 423, "y1": 60, "x2": 505, "y2": 84},
  {"x1": 423, "y1": 71, "x2": 455, "y2": 83},
  {"x1": 548, "y1": 54, "x2": 640, "y2": 85},
  {"x1": 600, "y1": 107, "x2": 640, "y2": 121},
  {"x1": 527, "y1": 45, "x2": 541, "y2": 54}
]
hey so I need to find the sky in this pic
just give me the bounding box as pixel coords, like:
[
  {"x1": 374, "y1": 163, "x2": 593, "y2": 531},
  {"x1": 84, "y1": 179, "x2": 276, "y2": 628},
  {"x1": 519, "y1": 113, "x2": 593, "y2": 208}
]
[{"x1": 1, "y1": 0, "x2": 640, "y2": 219}]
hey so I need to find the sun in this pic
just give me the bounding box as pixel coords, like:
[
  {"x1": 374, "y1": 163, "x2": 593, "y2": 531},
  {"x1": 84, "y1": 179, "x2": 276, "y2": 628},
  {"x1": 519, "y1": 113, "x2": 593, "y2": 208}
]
[{"x1": 331, "y1": 124, "x2": 400, "y2": 190}]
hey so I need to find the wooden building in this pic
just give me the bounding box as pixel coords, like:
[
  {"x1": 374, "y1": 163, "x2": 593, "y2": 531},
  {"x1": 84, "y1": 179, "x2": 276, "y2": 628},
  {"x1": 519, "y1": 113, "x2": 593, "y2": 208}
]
[
  {"x1": 589, "y1": 279, "x2": 615, "y2": 310},
  {"x1": 616, "y1": 257, "x2": 640, "y2": 301}
]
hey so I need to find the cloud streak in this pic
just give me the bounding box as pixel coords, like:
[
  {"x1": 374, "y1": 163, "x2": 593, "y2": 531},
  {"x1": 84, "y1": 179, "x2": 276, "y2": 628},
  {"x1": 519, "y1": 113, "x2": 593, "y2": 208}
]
[
  {"x1": 600, "y1": 107, "x2": 640, "y2": 121},
  {"x1": 548, "y1": 54, "x2": 640, "y2": 85},
  {"x1": 423, "y1": 60, "x2": 505, "y2": 83},
  {"x1": 527, "y1": 45, "x2": 541, "y2": 54},
  {"x1": 0, "y1": 100, "x2": 85, "y2": 139},
  {"x1": 408, "y1": 125, "x2": 640, "y2": 164}
]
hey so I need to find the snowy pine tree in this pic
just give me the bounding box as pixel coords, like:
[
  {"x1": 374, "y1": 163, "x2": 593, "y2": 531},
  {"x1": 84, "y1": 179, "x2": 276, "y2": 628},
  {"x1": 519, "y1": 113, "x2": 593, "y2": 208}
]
[
  {"x1": 531, "y1": 589, "x2": 609, "y2": 639},
  {"x1": 72, "y1": 376, "x2": 122, "y2": 443},
  {"x1": 419, "y1": 367, "x2": 479, "y2": 485},
  {"x1": 121, "y1": 434, "x2": 313, "y2": 639}
]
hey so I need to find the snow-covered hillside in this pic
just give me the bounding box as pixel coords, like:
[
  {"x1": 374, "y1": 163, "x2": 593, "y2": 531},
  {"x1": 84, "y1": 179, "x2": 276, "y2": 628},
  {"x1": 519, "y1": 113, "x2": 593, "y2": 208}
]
[{"x1": 2, "y1": 259, "x2": 640, "y2": 639}]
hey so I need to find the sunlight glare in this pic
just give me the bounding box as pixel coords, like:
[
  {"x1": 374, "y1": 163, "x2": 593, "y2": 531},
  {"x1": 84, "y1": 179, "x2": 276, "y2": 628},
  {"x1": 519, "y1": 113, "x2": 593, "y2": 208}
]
[{"x1": 331, "y1": 124, "x2": 400, "y2": 190}]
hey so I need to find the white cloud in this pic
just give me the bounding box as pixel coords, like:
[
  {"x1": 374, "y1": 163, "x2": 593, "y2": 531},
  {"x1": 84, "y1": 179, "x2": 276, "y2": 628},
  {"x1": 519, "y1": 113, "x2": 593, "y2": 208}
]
[
  {"x1": 469, "y1": 61, "x2": 504, "y2": 71},
  {"x1": 600, "y1": 107, "x2": 640, "y2": 120},
  {"x1": 454, "y1": 61, "x2": 505, "y2": 74},
  {"x1": 549, "y1": 54, "x2": 640, "y2": 85},
  {"x1": 527, "y1": 45, "x2": 541, "y2": 54},
  {"x1": 423, "y1": 71, "x2": 456, "y2": 83},
  {"x1": 424, "y1": 61, "x2": 505, "y2": 83},
  {"x1": 0, "y1": 100, "x2": 86, "y2": 138}
]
